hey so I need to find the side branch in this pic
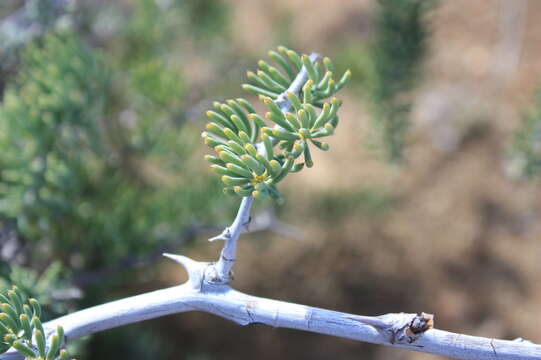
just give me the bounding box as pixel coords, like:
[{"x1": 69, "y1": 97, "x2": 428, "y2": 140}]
[{"x1": 206, "y1": 53, "x2": 320, "y2": 283}]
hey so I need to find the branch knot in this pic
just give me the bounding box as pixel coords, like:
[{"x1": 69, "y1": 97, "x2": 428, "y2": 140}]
[{"x1": 348, "y1": 312, "x2": 434, "y2": 344}]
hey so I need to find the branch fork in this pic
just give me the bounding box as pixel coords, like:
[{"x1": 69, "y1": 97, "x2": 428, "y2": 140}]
[
  {"x1": 162, "y1": 254, "x2": 210, "y2": 290},
  {"x1": 163, "y1": 54, "x2": 322, "y2": 289},
  {"x1": 198, "y1": 53, "x2": 321, "y2": 285}
]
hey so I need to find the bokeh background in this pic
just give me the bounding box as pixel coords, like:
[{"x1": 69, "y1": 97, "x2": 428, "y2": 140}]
[{"x1": 1, "y1": 0, "x2": 540, "y2": 359}]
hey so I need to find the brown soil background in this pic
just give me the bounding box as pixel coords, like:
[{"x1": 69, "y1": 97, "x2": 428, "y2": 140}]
[{"x1": 151, "y1": 1, "x2": 541, "y2": 359}]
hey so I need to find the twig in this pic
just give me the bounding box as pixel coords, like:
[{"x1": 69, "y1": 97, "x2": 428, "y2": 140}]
[
  {"x1": 208, "y1": 196, "x2": 254, "y2": 283},
  {"x1": 206, "y1": 54, "x2": 319, "y2": 283}
]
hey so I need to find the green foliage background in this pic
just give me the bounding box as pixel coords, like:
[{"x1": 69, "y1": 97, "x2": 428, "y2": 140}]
[{"x1": 0, "y1": 0, "x2": 234, "y2": 357}]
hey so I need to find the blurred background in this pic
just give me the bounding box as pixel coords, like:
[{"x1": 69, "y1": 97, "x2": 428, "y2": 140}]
[{"x1": 0, "y1": 0, "x2": 540, "y2": 359}]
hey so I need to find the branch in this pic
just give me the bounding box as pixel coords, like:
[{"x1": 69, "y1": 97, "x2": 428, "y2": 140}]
[
  {"x1": 2, "y1": 255, "x2": 539, "y2": 360},
  {"x1": 205, "y1": 54, "x2": 319, "y2": 283}
]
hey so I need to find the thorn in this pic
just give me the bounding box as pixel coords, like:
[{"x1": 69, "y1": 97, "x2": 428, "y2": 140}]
[
  {"x1": 209, "y1": 228, "x2": 231, "y2": 242},
  {"x1": 163, "y1": 253, "x2": 198, "y2": 272},
  {"x1": 163, "y1": 253, "x2": 208, "y2": 290},
  {"x1": 208, "y1": 235, "x2": 226, "y2": 242}
]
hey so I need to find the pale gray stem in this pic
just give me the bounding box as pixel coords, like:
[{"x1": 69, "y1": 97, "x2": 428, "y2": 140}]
[
  {"x1": 275, "y1": 52, "x2": 320, "y2": 113},
  {"x1": 2, "y1": 256, "x2": 539, "y2": 360},
  {"x1": 210, "y1": 195, "x2": 254, "y2": 282}
]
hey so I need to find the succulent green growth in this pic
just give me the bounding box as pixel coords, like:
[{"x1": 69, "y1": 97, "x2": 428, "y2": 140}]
[
  {"x1": 241, "y1": 46, "x2": 351, "y2": 102},
  {"x1": 203, "y1": 47, "x2": 351, "y2": 200},
  {"x1": 0, "y1": 286, "x2": 73, "y2": 359},
  {"x1": 0, "y1": 29, "x2": 227, "y2": 267}
]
